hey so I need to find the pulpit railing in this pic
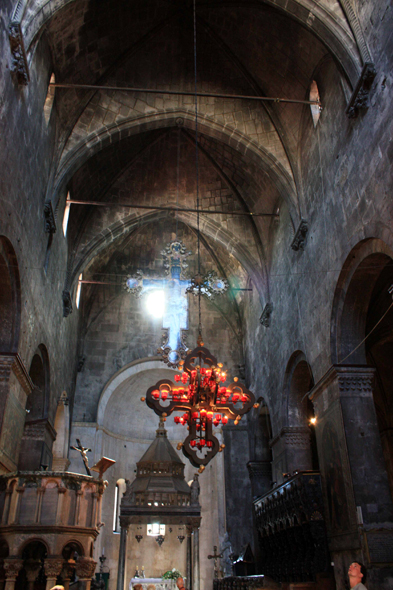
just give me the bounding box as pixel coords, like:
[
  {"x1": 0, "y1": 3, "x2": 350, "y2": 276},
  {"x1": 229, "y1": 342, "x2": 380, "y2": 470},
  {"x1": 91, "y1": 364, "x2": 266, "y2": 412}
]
[
  {"x1": 253, "y1": 471, "x2": 330, "y2": 583},
  {"x1": 133, "y1": 492, "x2": 190, "y2": 506},
  {"x1": 213, "y1": 575, "x2": 268, "y2": 590}
]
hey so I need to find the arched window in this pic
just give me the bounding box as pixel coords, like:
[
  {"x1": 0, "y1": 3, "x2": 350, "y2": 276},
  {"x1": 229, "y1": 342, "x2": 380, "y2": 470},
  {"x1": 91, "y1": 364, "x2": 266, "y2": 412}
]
[
  {"x1": 113, "y1": 478, "x2": 126, "y2": 533},
  {"x1": 309, "y1": 80, "x2": 321, "y2": 128},
  {"x1": 76, "y1": 273, "x2": 83, "y2": 309},
  {"x1": 63, "y1": 191, "x2": 71, "y2": 237},
  {"x1": 44, "y1": 73, "x2": 56, "y2": 125}
]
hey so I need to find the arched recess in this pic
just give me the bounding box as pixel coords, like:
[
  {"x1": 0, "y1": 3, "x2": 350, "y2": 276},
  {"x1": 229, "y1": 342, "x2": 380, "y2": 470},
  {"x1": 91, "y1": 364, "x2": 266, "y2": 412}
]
[
  {"x1": 52, "y1": 391, "x2": 70, "y2": 471},
  {"x1": 271, "y1": 352, "x2": 318, "y2": 485},
  {"x1": 0, "y1": 236, "x2": 21, "y2": 353},
  {"x1": 18, "y1": 345, "x2": 56, "y2": 471},
  {"x1": 331, "y1": 238, "x2": 393, "y2": 497},
  {"x1": 15, "y1": 539, "x2": 48, "y2": 590}
]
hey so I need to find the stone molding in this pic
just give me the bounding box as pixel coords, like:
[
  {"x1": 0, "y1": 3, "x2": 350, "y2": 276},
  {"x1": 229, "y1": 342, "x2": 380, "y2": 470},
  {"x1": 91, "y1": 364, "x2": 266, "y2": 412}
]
[
  {"x1": 291, "y1": 219, "x2": 308, "y2": 251},
  {"x1": 22, "y1": 418, "x2": 56, "y2": 442},
  {"x1": 44, "y1": 557, "x2": 64, "y2": 579},
  {"x1": 75, "y1": 557, "x2": 97, "y2": 579},
  {"x1": 346, "y1": 62, "x2": 376, "y2": 118},
  {"x1": 0, "y1": 353, "x2": 34, "y2": 394},
  {"x1": 270, "y1": 427, "x2": 311, "y2": 450},
  {"x1": 309, "y1": 365, "x2": 376, "y2": 404},
  {"x1": 44, "y1": 201, "x2": 57, "y2": 234},
  {"x1": 247, "y1": 461, "x2": 272, "y2": 479},
  {"x1": 259, "y1": 302, "x2": 273, "y2": 327},
  {"x1": 3, "y1": 558, "x2": 24, "y2": 580}
]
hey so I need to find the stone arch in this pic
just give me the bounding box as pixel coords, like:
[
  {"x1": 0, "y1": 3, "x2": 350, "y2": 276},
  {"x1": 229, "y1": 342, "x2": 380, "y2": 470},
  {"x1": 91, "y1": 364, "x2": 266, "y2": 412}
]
[
  {"x1": 331, "y1": 238, "x2": 393, "y2": 496},
  {"x1": 52, "y1": 392, "x2": 70, "y2": 471},
  {"x1": 61, "y1": 540, "x2": 84, "y2": 559},
  {"x1": 53, "y1": 110, "x2": 299, "y2": 225},
  {"x1": 19, "y1": 345, "x2": 55, "y2": 471},
  {"x1": 0, "y1": 236, "x2": 21, "y2": 353}
]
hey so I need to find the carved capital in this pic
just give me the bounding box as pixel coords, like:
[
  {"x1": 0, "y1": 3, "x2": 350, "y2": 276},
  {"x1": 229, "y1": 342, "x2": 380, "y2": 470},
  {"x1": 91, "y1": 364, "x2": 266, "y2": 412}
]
[
  {"x1": 44, "y1": 201, "x2": 57, "y2": 234},
  {"x1": 8, "y1": 21, "x2": 29, "y2": 85},
  {"x1": 0, "y1": 353, "x2": 34, "y2": 394},
  {"x1": 4, "y1": 558, "x2": 24, "y2": 580},
  {"x1": 44, "y1": 558, "x2": 64, "y2": 579},
  {"x1": 247, "y1": 461, "x2": 272, "y2": 479},
  {"x1": 291, "y1": 219, "x2": 308, "y2": 251},
  {"x1": 346, "y1": 62, "x2": 376, "y2": 119},
  {"x1": 0, "y1": 356, "x2": 14, "y2": 383},
  {"x1": 260, "y1": 302, "x2": 273, "y2": 327},
  {"x1": 75, "y1": 558, "x2": 96, "y2": 580},
  {"x1": 62, "y1": 290, "x2": 73, "y2": 318},
  {"x1": 25, "y1": 559, "x2": 42, "y2": 582},
  {"x1": 335, "y1": 366, "x2": 375, "y2": 397},
  {"x1": 281, "y1": 427, "x2": 311, "y2": 449}
]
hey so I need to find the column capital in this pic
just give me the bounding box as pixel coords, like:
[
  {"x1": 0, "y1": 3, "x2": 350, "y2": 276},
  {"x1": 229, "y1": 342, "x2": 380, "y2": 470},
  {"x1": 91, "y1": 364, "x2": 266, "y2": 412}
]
[
  {"x1": 119, "y1": 516, "x2": 130, "y2": 529},
  {"x1": 3, "y1": 559, "x2": 24, "y2": 581},
  {"x1": 75, "y1": 558, "x2": 96, "y2": 580},
  {"x1": 44, "y1": 557, "x2": 64, "y2": 579},
  {"x1": 0, "y1": 353, "x2": 34, "y2": 394},
  {"x1": 24, "y1": 559, "x2": 41, "y2": 583},
  {"x1": 246, "y1": 461, "x2": 272, "y2": 479},
  {"x1": 309, "y1": 364, "x2": 376, "y2": 406},
  {"x1": 270, "y1": 427, "x2": 310, "y2": 450}
]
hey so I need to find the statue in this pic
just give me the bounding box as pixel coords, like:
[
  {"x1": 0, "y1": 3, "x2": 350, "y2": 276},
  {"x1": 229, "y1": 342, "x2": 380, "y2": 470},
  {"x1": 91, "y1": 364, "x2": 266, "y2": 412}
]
[
  {"x1": 70, "y1": 439, "x2": 91, "y2": 476},
  {"x1": 190, "y1": 473, "x2": 200, "y2": 505},
  {"x1": 220, "y1": 532, "x2": 233, "y2": 577}
]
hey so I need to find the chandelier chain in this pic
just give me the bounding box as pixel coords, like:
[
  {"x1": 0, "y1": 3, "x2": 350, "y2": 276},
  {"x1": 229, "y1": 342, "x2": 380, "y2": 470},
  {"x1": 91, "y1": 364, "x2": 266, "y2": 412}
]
[{"x1": 193, "y1": 0, "x2": 202, "y2": 338}]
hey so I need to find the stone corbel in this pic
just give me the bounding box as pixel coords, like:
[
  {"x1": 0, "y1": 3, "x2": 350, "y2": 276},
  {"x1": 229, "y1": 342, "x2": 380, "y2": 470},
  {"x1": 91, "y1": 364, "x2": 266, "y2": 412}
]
[
  {"x1": 291, "y1": 219, "x2": 308, "y2": 251},
  {"x1": 62, "y1": 290, "x2": 73, "y2": 318},
  {"x1": 44, "y1": 201, "x2": 57, "y2": 234},
  {"x1": 346, "y1": 62, "x2": 376, "y2": 119},
  {"x1": 260, "y1": 303, "x2": 273, "y2": 327}
]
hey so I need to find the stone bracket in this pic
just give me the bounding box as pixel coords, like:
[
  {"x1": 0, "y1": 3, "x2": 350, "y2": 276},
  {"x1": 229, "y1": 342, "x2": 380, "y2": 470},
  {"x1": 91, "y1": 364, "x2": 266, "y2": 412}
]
[
  {"x1": 291, "y1": 219, "x2": 308, "y2": 251},
  {"x1": 346, "y1": 62, "x2": 376, "y2": 119},
  {"x1": 62, "y1": 290, "x2": 73, "y2": 318},
  {"x1": 44, "y1": 201, "x2": 57, "y2": 234},
  {"x1": 9, "y1": 21, "x2": 29, "y2": 85},
  {"x1": 260, "y1": 302, "x2": 273, "y2": 327}
]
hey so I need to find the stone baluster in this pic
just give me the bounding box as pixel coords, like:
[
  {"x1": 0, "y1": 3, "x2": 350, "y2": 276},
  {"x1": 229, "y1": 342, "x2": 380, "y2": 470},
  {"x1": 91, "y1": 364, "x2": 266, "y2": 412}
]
[
  {"x1": 116, "y1": 518, "x2": 129, "y2": 590},
  {"x1": 24, "y1": 559, "x2": 41, "y2": 590},
  {"x1": 75, "y1": 558, "x2": 96, "y2": 590},
  {"x1": 44, "y1": 557, "x2": 64, "y2": 590},
  {"x1": 56, "y1": 487, "x2": 67, "y2": 525},
  {"x1": 3, "y1": 558, "x2": 24, "y2": 590}
]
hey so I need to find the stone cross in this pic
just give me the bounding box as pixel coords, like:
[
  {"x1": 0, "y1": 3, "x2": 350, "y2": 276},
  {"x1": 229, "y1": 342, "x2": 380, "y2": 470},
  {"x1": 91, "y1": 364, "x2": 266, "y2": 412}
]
[
  {"x1": 207, "y1": 545, "x2": 223, "y2": 579},
  {"x1": 70, "y1": 439, "x2": 91, "y2": 476}
]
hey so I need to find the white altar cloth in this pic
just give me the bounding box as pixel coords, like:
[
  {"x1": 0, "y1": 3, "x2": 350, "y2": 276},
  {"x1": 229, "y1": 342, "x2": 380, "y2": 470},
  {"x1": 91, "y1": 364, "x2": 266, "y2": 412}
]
[{"x1": 129, "y1": 578, "x2": 176, "y2": 590}]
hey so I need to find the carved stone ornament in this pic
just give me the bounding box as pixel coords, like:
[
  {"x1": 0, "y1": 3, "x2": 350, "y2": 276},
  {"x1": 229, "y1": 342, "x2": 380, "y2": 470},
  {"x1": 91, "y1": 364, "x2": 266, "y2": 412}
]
[
  {"x1": 291, "y1": 219, "x2": 308, "y2": 251},
  {"x1": 9, "y1": 21, "x2": 29, "y2": 85},
  {"x1": 75, "y1": 558, "x2": 97, "y2": 580},
  {"x1": 282, "y1": 427, "x2": 311, "y2": 449},
  {"x1": 247, "y1": 461, "x2": 272, "y2": 479},
  {"x1": 346, "y1": 62, "x2": 376, "y2": 119},
  {"x1": 0, "y1": 352, "x2": 34, "y2": 394},
  {"x1": 260, "y1": 302, "x2": 273, "y2": 327},
  {"x1": 155, "y1": 534, "x2": 165, "y2": 547},
  {"x1": 4, "y1": 558, "x2": 24, "y2": 580},
  {"x1": 44, "y1": 558, "x2": 65, "y2": 579},
  {"x1": 63, "y1": 289, "x2": 73, "y2": 317},
  {"x1": 44, "y1": 201, "x2": 57, "y2": 234}
]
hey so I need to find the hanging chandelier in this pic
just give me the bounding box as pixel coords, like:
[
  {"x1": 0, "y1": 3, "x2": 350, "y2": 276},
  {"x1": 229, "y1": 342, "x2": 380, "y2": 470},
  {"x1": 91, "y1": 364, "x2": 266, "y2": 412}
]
[
  {"x1": 142, "y1": 341, "x2": 259, "y2": 470},
  {"x1": 143, "y1": 0, "x2": 259, "y2": 471}
]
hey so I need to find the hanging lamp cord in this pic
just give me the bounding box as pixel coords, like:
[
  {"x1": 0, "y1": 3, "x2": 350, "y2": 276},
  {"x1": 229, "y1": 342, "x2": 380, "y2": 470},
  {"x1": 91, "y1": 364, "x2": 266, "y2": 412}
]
[{"x1": 193, "y1": 0, "x2": 202, "y2": 340}]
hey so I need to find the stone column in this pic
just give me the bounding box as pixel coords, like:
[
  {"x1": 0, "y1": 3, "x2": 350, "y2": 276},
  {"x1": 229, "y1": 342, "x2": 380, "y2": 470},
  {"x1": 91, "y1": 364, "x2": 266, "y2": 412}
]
[
  {"x1": 75, "y1": 558, "x2": 96, "y2": 590},
  {"x1": 186, "y1": 525, "x2": 192, "y2": 590},
  {"x1": 25, "y1": 559, "x2": 41, "y2": 590},
  {"x1": 44, "y1": 557, "x2": 64, "y2": 590},
  {"x1": 116, "y1": 518, "x2": 129, "y2": 590},
  {"x1": 61, "y1": 560, "x2": 76, "y2": 590},
  {"x1": 3, "y1": 559, "x2": 24, "y2": 590},
  {"x1": 310, "y1": 365, "x2": 393, "y2": 590},
  {"x1": 56, "y1": 487, "x2": 67, "y2": 524},
  {"x1": 192, "y1": 527, "x2": 200, "y2": 590}
]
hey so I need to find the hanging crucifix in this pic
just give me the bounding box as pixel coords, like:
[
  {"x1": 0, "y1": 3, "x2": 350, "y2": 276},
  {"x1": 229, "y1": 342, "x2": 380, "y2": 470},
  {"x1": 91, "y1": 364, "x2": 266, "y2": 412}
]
[
  {"x1": 70, "y1": 439, "x2": 92, "y2": 476},
  {"x1": 125, "y1": 240, "x2": 228, "y2": 368}
]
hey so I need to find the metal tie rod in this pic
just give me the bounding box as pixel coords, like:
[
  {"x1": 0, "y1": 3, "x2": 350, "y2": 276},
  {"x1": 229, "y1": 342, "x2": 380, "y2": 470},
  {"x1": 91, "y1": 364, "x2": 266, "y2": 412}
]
[
  {"x1": 68, "y1": 200, "x2": 278, "y2": 217},
  {"x1": 50, "y1": 83, "x2": 321, "y2": 106}
]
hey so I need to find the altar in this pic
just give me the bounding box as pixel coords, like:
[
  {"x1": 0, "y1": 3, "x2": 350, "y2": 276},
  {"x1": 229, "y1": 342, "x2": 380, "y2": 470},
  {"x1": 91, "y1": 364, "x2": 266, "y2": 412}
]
[{"x1": 129, "y1": 578, "x2": 177, "y2": 590}]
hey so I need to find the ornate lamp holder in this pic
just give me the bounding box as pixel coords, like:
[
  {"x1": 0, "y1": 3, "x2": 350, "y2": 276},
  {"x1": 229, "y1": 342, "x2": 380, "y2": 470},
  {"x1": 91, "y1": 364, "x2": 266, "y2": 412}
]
[{"x1": 143, "y1": 344, "x2": 259, "y2": 469}]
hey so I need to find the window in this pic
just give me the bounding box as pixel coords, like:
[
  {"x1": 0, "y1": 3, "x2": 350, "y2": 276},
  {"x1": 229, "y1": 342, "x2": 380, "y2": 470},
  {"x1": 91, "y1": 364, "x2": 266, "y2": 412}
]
[
  {"x1": 63, "y1": 192, "x2": 71, "y2": 237},
  {"x1": 76, "y1": 274, "x2": 83, "y2": 309},
  {"x1": 309, "y1": 80, "x2": 322, "y2": 128},
  {"x1": 147, "y1": 523, "x2": 165, "y2": 536},
  {"x1": 44, "y1": 73, "x2": 56, "y2": 125},
  {"x1": 113, "y1": 479, "x2": 126, "y2": 533}
]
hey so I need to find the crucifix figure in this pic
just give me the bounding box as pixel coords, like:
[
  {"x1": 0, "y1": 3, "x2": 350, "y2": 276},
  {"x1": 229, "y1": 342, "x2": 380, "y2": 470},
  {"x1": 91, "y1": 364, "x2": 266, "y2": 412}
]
[
  {"x1": 125, "y1": 240, "x2": 228, "y2": 368},
  {"x1": 208, "y1": 546, "x2": 223, "y2": 579},
  {"x1": 70, "y1": 438, "x2": 91, "y2": 475}
]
